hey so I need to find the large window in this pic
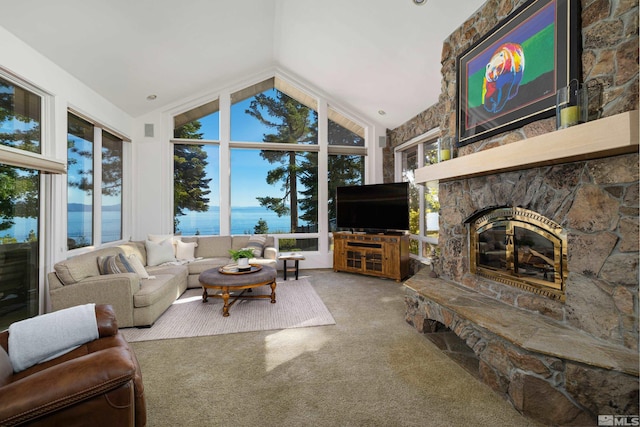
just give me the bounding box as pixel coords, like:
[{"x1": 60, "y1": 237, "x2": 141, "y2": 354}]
[
  {"x1": 173, "y1": 98, "x2": 220, "y2": 235},
  {"x1": 67, "y1": 115, "x2": 94, "y2": 248},
  {"x1": 396, "y1": 132, "x2": 440, "y2": 260},
  {"x1": 173, "y1": 143, "x2": 219, "y2": 235},
  {"x1": 231, "y1": 149, "x2": 318, "y2": 235},
  {"x1": 172, "y1": 76, "x2": 367, "y2": 255},
  {"x1": 231, "y1": 79, "x2": 319, "y2": 250},
  {"x1": 67, "y1": 113, "x2": 125, "y2": 249},
  {"x1": 231, "y1": 78, "x2": 318, "y2": 145}
]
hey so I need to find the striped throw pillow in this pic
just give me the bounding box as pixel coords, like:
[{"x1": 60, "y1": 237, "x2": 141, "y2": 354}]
[
  {"x1": 246, "y1": 234, "x2": 267, "y2": 257},
  {"x1": 97, "y1": 253, "x2": 135, "y2": 275}
]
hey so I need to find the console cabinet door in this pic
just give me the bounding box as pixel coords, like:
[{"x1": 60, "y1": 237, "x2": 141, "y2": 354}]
[{"x1": 333, "y1": 235, "x2": 347, "y2": 271}]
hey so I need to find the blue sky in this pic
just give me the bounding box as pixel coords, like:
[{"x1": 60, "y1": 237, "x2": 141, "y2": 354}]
[{"x1": 195, "y1": 91, "x2": 317, "y2": 207}]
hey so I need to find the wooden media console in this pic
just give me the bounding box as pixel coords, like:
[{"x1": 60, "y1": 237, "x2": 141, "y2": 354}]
[{"x1": 333, "y1": 232, "x2": 409, "y2": 281}]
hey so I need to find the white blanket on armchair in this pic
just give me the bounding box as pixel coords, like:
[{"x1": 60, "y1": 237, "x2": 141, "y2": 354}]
[{"x1": 8, "y1": 303, "x2": 99, "y2": 373}]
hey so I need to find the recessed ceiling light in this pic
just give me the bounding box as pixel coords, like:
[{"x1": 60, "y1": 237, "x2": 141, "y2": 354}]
[
  {"x1": 378, "y1": 110, "x2": 386, "y2": 116},
  {"x1": 146, "y1": 94, "x2": 157, "y2": 101},
  {"x1": 413, "y1": 0, "x2": 427, "y2": 5}
]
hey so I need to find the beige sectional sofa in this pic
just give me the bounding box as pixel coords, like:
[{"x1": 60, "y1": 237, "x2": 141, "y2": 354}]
[{"x1": 48, "y1": 235, "x2": 277, "y2": 327}]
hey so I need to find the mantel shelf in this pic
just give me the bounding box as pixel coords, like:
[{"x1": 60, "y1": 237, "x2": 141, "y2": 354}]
[{"x1": 415, "y1": 110, "x2": 639, "y2": 184}]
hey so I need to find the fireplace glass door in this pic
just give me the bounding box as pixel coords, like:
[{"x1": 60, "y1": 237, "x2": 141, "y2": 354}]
[{"x1": 469, "y1": 207, "x2": 567, "y2": 300}]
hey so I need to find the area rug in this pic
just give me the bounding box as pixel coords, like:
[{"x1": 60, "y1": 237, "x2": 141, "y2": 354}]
[{"x1": 121, "y1": 278, "x2": 335, "y2": 342}]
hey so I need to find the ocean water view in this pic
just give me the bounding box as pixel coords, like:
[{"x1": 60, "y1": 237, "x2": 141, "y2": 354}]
[
  {"x1": 2, "y1": 206, "x2": 303, "y2": 244},
  {"x1": 177, "y1": 206, "x2": 297, "y2": 235}
]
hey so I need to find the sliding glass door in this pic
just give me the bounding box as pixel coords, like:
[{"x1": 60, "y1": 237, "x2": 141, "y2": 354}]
[{"x1": 0, "y1": 165, "x2": 39, "y2": 330}]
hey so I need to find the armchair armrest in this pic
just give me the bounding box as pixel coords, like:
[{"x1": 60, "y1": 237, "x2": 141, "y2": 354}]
[
  {"x1": 95, "y1": 304, "x2": 118, "y2": 336},
  {"x1": 0, "y1": 346, "x2": 137, "y2": 425}
]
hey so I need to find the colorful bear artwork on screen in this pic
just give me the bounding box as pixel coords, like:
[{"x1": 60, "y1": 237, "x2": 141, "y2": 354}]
[{"x1": 481, "y1": 43, "x2": 525, "y2": 113}]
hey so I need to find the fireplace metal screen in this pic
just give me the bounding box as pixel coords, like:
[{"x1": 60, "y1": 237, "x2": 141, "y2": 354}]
[{"x1": 466, "y1": 207, "x2": 567, "y2": 301}]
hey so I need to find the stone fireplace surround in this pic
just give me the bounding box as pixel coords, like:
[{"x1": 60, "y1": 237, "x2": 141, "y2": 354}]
[{"x1": 403, "y1": 112, "x2": 639, "y2": 426}]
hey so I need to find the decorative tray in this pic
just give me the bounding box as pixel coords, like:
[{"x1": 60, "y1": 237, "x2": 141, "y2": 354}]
[{"x1": 219, "y1": 264, "x2": 262, "y2": 275}]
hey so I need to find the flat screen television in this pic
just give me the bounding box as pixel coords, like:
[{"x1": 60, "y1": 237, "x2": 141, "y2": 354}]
[{"x1": 336, "y1": 182, "x2": 409, "y2": 233}]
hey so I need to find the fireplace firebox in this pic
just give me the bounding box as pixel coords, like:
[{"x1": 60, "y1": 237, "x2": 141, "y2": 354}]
[{"x1": 466, "y1": 206, "x2": 567, "y2": 301}]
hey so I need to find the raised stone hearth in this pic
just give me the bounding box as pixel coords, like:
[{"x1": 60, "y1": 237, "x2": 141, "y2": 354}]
[{"x1": 405, "y1": 270, "x2": 638, "y2": 426}]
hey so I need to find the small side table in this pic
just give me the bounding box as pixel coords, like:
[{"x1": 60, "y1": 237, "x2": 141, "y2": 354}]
[{"x1": 279, "y1": 254, "x2": 305, "y2": 280}]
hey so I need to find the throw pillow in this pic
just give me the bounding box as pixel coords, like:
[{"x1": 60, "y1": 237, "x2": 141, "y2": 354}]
[
  {"x1": 126, "y1": 254, "x2": 150, "y2": 279},
  {"x1": 246, "y1": 234, "x2": 267, "y2": 258},
  {"x1": 147, "y1": 233, "x2": 180, "y2": 256},
  {"x1": 175, "y1": 240, "x2": 198, "y2": 261},
  {"x1": 97, "y1": 253, "x2": 135, "y2": 275},
  {"x1": 145, "y1": 239, "x2": 177, "y2": 266}
]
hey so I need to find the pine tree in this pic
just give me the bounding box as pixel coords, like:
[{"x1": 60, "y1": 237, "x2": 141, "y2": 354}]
[
  {"x1": 173, "y1": 121, "x2": 212, "y2": 231},
  {"x1": 245, "y1": 91, "x2": 317, "y2": 232}
]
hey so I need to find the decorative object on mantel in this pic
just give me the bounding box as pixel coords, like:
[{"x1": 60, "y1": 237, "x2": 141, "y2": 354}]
[
  {"x1": 437, "y1": 138, "x2": 452, "y2": 162},
  {"x1": 556, "y1": 78, "x2": 588, "y2": 129},
  {"x1": 455, "y1": 0, "x2": 580, "y2": 146}
]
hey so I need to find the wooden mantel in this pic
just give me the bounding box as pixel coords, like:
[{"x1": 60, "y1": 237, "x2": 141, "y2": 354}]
[{"x1": 415, "y1": 110, "x2": 639, "y2": 183}]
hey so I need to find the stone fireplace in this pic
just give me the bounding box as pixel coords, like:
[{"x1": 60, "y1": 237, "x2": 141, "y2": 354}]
[
  {"x1": 402, "y1": 114, "x2": 639, "y2": 425},
  {"x1": 386, "y1": 0, "x2": 638, "y2": 424}
]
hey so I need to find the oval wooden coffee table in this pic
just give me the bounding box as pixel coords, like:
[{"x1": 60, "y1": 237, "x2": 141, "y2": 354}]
[{"x1": 199, "y1": 265, "x2": 277, "y2": 317}]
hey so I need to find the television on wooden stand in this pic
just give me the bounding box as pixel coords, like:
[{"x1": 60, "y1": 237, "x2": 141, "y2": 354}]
[{"x1": 335, "y1": 182, "x2": 409, "y2": 234}]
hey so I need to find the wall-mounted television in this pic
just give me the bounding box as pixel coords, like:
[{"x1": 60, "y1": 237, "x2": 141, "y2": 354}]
[{"x1": 336, "y1": 182, "x2": 409, "y2": 233}]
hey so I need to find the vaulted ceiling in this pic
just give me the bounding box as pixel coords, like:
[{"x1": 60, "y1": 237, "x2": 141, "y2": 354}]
[{"x1": 0, "y1": 0, "x2": 486, "y2": 129}]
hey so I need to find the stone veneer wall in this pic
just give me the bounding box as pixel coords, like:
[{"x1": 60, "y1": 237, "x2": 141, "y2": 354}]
[{"x1": 386, "y1": 0, "x2": 639, "y2": 347}]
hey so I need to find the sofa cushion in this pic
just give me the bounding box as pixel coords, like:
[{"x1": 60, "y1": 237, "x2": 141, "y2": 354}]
[
  {"x1": 54, "y1": 247, "x2": 121, "y2": 285},
  {"x1": 148, "y1": 233, "x2": 180, "y2": 256},
  {"x1": 145, "y1": 239, "x2": 176, "y2": 266},
  {"x1": 195, "y1": 236, "x2": 232, "y2": 258},
  {"x1": 231, "y1": 235, "x2": 250, "y2": 251},
  {"x1": 126, "y1": 254, "x2": 150, "y2": 279},
  {"x1": 246, "y1": 234, "x2": 267, "y2": 257},
  {"x1": 118, "y1": 241, "x2": 147, "y2": 266},
  {"x1": 176, "y1": 240, "x2": 197, "y2": 261},
  {"x1": 133, "y1": 273, "x2": 184, "y2": 308},
  {"x1": 97, "y1": 254, "x2": 136, "y2": 276}
]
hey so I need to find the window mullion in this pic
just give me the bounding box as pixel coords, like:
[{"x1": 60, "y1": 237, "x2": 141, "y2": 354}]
[
  {"x1": 218, "y1": 91, "x2": 231, "y2": 235},
  {"x1": 93, "y1": 126, "x2": 102, "y2": 246}
]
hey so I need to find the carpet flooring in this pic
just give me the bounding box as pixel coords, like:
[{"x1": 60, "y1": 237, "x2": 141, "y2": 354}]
[
  {"x1": 121, "y1": 278, "x2": 335, "y2": 342},
  {"x1": 130, "y1": 270, "x2": 543, "y2": 427}
]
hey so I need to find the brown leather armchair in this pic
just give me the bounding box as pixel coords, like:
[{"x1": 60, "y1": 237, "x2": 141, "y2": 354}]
[{"x1": 0, "y1": 305, "x2": 146, "y2": 426}]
